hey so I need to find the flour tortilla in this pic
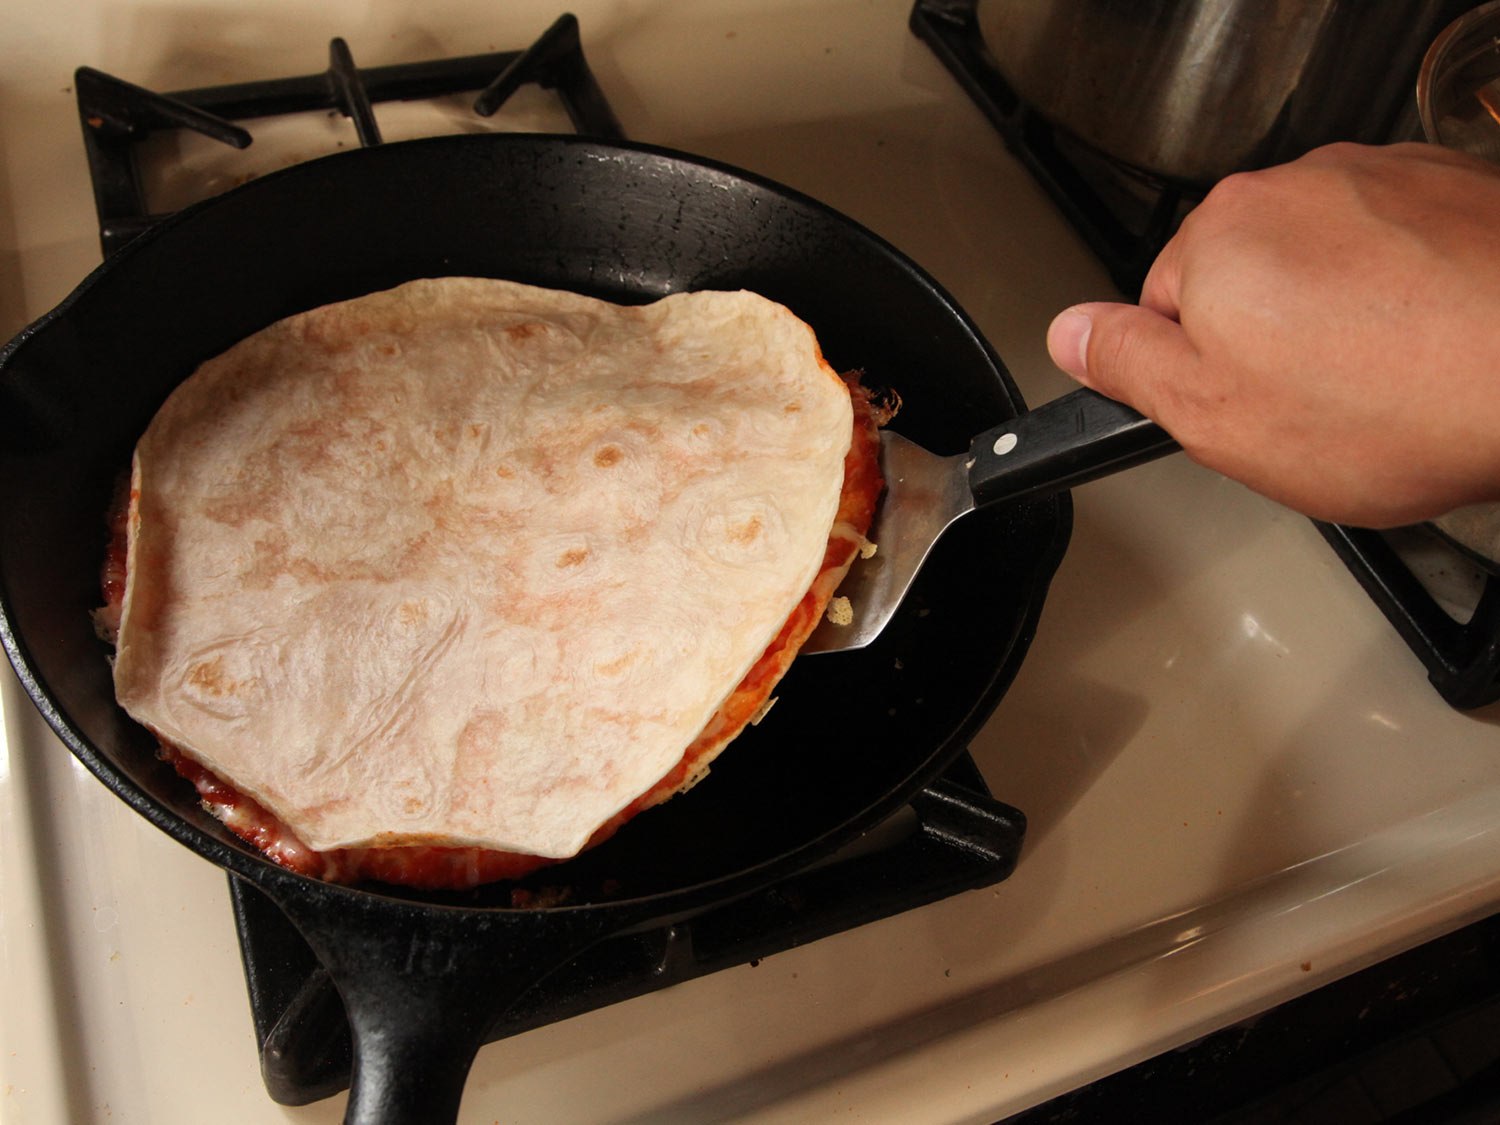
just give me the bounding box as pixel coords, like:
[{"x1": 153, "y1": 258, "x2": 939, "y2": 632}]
[{"x1": 112, "y1": 278, "x2": 854, "y2": 858}]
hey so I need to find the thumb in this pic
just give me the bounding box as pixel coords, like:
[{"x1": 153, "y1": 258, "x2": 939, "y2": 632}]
[{"x1": 1046, "y1": 302, "x2": 1199, "y2": 421}]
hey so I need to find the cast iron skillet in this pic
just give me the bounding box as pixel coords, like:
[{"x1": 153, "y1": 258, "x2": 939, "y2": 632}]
[{"x1": 0, "y1": 134, "x2": 1071, "y2": 1123}]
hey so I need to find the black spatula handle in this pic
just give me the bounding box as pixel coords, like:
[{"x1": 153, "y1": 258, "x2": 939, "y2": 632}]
[{"x1": 967, "y1": 387, "x2": 1180, "y2": 508}]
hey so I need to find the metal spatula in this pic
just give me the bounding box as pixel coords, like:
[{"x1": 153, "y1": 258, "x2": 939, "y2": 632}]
[{"x1": 803, "y1": 387, "x2": 1179, "y2": 654}]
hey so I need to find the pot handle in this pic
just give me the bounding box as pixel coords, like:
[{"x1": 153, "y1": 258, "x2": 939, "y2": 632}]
[
  {"x1": 259, "y1": 881, "x2": 616, "y2": 1125},
  {"x1": 967, "y1": 387, "x2": 1179, "y2": 508}
]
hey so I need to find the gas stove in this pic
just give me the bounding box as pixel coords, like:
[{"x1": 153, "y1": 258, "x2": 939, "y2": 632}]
[{"x1": 4, "y1": 3, "x2": 1500, "y2": 1124}]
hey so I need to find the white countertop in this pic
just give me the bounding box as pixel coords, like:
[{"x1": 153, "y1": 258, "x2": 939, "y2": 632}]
[{"x1": 3, "y1": 2, "x2": 1499, "y2": 1122}]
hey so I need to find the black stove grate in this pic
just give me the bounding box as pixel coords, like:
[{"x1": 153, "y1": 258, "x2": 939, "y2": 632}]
[
  {"x1": 73, "y1": 17, "x2": 1029, "y2": 1105},
  {"x1": 231, "y1": 756, "x2": 1024, "y2": 1106},
  {"x1": 1316, "y1": 523, "x2": 1500, "y2": 710},
  {"x1": 912, "y1": 0, "x2": 1500, "y2": 710},
  {"x1": 75, "y1": 13, "x2": 623, "y2": 257}
]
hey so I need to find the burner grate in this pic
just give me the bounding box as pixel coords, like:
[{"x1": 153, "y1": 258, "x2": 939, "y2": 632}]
[
  {"x1": 231, "y1": 757, "x2": 1024, "y2": 1106},
  {"x1": 75, "y1": 13, "x2": 622, "y2": 257},
  {"x1": 1317, "y1": 524, "x2": 1500, "y2": 709}
]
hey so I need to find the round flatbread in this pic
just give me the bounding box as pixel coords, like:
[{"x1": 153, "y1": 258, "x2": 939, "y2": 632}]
[{"x1": 112, "y1": 278, "x2": 861, "y2": 863}]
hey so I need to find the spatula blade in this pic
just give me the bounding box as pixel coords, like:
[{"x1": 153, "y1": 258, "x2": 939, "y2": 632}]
[{"x1": 801, "y1": 431, "x2": 973, "y2": 654}]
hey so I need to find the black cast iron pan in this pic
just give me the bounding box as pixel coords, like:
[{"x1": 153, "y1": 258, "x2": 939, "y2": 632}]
[{"x1": 0, "y1": 134, "x2": 1072, "y2": 1123}]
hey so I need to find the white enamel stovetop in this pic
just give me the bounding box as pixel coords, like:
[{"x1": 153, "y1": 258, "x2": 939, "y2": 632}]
[{"x1": 3, "y1": 2, "x2": 1499, "y2": 1122}]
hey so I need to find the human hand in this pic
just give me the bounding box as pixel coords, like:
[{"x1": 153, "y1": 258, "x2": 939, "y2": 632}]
[{"x1": 1046, "y1": 142, "x2": 1500, "y2": 528}]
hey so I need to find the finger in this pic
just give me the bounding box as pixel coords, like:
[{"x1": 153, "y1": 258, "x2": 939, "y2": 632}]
[
  {"x1": 1138, "y1": 228, "x2": 1185, "y2": 320},
  {"x1": 1045, "y1": 306, "x2": 1097, "y2": 383},
  {"x1": 1046, "y1": 301, "x2": 1200, "y2": 423}
]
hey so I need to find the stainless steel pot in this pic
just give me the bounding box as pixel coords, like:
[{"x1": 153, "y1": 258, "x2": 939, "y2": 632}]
[{"x1": 977, "y1": 0, "x2": 1477, "y2": 185}]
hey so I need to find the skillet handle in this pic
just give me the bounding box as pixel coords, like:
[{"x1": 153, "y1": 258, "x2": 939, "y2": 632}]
[
  {"x1": 967, "y1": 387, "x2": 1179, "y2": 508},
  {"x1": 259, "y1": 880, "x2": 615, "y2": 1125}
]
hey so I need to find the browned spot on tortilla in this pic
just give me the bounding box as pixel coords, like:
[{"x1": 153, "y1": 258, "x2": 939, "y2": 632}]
[
  {"x1": 594, "y1": 652, "x2": 637, "y2": 678},
  {"x1": 187, "y1": 657, "x2": 227, "y2": 693},
  {"x1": 286, "y1": 556, "x2": 336, "y2": 583},
  {"x1": 557, "y1": 547, "x2": 590, "y2": 568},
  {"x1": 625, "y1": 420, "x2": 661, "y2": 441},
  {"x1": 203, "y1": 490, "x2": 266, "y2": 528},
  {"x1": 423, "y1": 480, "x2": 460, "y2": 533},
  {"x1": 186, "y1": 656, "x2": 250, "y2": 697},
  {"x1": 241, "y1": 529, "x2": 381, "y2": 588},
  {"x1": 729, "y1": 516, "x2": 763, "y2": 544},
  {"x1": 594, "y1": 445, "x2": 623, "y2": 467},
  {"x1": 451, "y1": 711, "x2": 510, "y2": 807},
  {"x1": 506, "y1": 321, "x2": 545, "y2": 342}
]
